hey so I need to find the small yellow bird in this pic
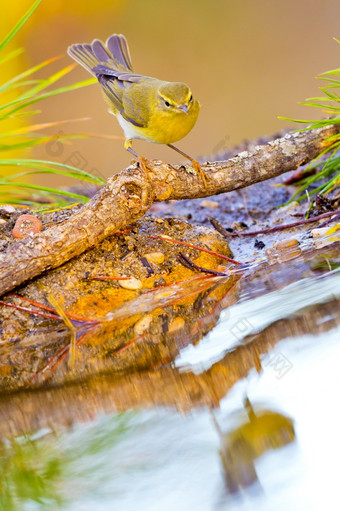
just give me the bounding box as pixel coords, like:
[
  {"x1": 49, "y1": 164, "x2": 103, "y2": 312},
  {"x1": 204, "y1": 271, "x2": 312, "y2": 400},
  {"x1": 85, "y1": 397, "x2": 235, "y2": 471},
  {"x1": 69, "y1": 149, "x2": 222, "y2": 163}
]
[{"x1": 67, "y1": 34, "x2": 206, "y2": 184}]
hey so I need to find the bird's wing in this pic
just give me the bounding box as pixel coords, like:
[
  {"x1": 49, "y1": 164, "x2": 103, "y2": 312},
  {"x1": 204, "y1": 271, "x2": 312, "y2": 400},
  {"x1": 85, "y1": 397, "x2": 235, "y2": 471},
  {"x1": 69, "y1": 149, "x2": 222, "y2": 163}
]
[
  {"x1": 96, "y1": 70, "x2": 151, "y2": 126},
  {"x1": 68, "y1": 35, "x2": 148, "y2": 125}
]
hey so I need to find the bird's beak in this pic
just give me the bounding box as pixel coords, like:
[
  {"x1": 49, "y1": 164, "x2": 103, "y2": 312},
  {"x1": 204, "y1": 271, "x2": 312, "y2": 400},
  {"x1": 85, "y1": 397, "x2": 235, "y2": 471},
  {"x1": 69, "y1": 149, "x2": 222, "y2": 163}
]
[{"x1": 178, "y1": 104, "x2": 188, "y2": 114}]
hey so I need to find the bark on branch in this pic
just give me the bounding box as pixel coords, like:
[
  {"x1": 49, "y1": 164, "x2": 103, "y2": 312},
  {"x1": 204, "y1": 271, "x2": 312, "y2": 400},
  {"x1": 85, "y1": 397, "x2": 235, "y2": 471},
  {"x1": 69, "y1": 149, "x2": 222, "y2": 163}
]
[{"x1": 0, "y1": 123, "x2": 339, "y2": 297}]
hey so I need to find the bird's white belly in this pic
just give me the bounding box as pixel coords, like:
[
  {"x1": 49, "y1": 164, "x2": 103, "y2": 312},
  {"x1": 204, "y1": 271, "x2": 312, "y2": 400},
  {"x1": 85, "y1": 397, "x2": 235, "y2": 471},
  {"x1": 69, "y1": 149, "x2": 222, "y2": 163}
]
[{"x1": 116, "y1": 113, "x2": 148, "y2": 141}]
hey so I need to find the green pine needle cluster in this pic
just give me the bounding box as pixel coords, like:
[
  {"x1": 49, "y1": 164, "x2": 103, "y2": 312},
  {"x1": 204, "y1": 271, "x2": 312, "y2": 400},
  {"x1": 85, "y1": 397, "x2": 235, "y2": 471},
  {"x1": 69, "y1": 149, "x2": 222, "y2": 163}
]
[
  {"x1": 0, "y1": 0, "x2": 105, "y2": 211},
  {"x1": 280, "y1": 38, "x2": 340, "y2": 205}
]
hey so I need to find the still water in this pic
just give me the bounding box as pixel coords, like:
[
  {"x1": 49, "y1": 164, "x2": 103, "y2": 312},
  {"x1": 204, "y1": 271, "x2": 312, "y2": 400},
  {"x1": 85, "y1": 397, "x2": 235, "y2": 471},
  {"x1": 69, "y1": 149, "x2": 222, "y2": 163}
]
[{"x1": 1, "y1": 269, "x2": 339, "y2": 510}]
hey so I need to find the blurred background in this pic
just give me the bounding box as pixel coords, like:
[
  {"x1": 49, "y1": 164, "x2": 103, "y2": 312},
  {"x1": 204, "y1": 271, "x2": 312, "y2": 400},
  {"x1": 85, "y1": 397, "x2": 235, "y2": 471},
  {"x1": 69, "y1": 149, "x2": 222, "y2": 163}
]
[{"x1": 3, "y1": 0, "x2": 340, "y2": 180}]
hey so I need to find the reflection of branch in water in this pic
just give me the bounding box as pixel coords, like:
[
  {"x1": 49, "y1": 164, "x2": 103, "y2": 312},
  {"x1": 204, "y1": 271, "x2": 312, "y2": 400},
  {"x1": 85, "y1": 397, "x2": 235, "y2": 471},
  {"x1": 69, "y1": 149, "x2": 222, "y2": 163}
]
[
  {"x1": 0, "y1": 272, "x2": 240, "y2": 390},
  {"x1": 0, "y1": 297, "x2": 338, "y2": 438}
]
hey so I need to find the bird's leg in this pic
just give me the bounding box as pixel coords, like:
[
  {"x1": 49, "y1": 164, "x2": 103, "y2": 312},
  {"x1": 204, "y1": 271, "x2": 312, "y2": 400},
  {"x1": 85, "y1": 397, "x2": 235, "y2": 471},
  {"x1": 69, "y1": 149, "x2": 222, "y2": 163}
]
[
  {"x1": 167, "y1": 143, "x2": 207, "y2": 188},
  {"x1": 126, "y1": 145, "x2": 138, "y2": 160},
  {"x1": 125, "y1": 140, "x2": 153, "y2": 180}
]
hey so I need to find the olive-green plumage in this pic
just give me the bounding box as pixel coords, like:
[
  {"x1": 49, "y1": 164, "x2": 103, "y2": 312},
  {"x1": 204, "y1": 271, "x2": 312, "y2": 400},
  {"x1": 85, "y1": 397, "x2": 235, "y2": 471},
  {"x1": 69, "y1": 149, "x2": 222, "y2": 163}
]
[{"x1": 67, "y1": 34, "x2": 200, "y2": 152}]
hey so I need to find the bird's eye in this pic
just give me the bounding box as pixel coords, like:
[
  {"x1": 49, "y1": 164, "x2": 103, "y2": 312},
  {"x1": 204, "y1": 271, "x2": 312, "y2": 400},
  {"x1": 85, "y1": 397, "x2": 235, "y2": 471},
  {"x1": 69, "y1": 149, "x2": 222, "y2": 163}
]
[
  {"x1": 164, "y1": 100, "x2": 170, "y2": 107},
  {"x1": 189, "y1": 94, "x2": 193, "y2": 102}
]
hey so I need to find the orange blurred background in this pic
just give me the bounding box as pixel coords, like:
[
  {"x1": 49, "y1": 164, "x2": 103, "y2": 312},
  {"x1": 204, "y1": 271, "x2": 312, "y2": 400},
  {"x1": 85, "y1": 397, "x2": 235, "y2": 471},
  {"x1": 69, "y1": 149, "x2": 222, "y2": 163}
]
[{"x1": 3, "y1": 0, "x2": 340, "y2": 182}]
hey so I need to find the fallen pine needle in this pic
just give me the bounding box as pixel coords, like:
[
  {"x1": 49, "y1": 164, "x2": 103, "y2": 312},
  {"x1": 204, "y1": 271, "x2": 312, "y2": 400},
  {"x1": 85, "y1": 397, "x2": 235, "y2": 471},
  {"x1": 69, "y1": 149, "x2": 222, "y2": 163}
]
[{"x1": 148, "y1": 235, "x2": 242, "y2": 265}]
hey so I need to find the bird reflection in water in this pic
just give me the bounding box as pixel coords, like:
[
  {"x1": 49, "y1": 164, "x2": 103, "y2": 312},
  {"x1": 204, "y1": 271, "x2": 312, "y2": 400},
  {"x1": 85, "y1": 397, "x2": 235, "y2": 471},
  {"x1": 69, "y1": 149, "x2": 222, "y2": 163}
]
[{"x1": 212, "y1": 397, "x2": 296, "y2": 495}]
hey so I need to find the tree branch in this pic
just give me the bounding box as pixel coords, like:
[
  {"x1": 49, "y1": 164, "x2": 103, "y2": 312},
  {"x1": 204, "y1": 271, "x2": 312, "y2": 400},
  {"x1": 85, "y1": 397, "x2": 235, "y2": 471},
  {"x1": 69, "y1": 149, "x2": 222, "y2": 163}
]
[{"x1": 0, "y1": 123, "x2": 339, "y2": 297}]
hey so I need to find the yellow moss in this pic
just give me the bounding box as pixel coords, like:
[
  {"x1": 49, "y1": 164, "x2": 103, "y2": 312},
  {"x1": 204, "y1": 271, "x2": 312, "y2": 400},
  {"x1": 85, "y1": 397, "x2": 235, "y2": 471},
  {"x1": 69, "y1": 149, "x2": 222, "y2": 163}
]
[
  {"x1": 66, "y1": 230, "x2": 232, "y2": 322},
  {"x1": 0, "y1": 365, "x2": 13, "y2": 376},
  {"x1": 168, "y1": 316, "x2": 185, "y2": 333},
  {"x1": 68, "y1": 287, "x2": 136, "y2": 320}
]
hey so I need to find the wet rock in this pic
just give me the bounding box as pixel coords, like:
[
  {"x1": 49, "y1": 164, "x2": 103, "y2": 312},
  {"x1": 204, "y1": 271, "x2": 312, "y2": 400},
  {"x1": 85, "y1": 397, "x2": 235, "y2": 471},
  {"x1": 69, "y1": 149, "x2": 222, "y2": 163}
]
[
  {"x1": 144, "y1": 252, "x2": 165, "y2": 265},
  {"x1": 0, "y1": 217, "x2": 232, "y2": 390},
  {"x1": 200, "y1": 200, "x2": 218, "y2": 209},
  {"x1": 119, "y1": 277, "x2": 143, "y2": 290},
  {"x1": 254, "y1": 239, "x2": 265, "y2": 249},
  {"x1": 266, "y1": 238, "x2": 301, "y2": 262}
]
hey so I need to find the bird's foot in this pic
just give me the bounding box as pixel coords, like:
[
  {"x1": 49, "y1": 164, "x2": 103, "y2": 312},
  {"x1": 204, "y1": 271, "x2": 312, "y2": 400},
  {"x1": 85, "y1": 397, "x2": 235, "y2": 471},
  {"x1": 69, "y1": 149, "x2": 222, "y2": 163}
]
[
  {"x1": 166, "y1": 144, "x2": 208, "y2": 188},
  {"x1": 138, "y1": 155, "x2": 153, "y2": 182},
  {"x1": 126, "y1": 143, "x2": 152, "y2": 180},
  {"x1": 190, "y1": 159, "x2": 208, "y2": 188}
]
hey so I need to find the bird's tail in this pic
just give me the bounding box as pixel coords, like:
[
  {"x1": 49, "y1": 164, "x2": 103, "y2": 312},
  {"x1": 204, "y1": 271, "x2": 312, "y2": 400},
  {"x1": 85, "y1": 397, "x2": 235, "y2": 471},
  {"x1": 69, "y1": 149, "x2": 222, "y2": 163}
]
[{"x1": 67, "y1": 34, "x2": 133, "y2": 76}]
